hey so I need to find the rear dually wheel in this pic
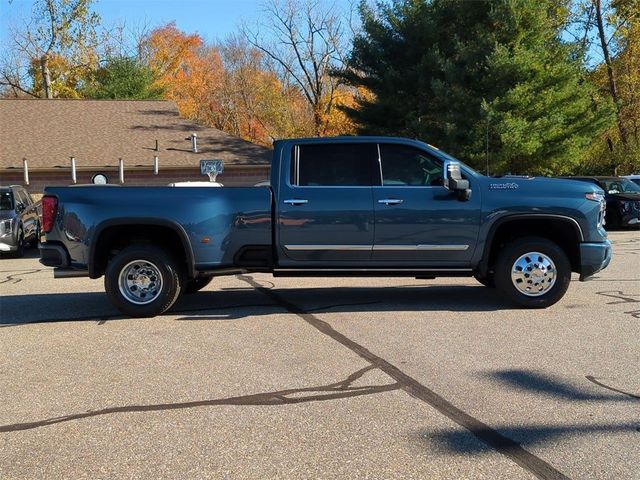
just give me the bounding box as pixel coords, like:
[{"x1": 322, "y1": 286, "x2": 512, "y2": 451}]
[{"x1": 105, "y1": 245, "x2": 183, "y2": 317}]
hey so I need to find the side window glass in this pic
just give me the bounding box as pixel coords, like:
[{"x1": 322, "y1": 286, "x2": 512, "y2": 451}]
[
  {"x1": 14, "y1": 190, "x2": 26, "y2": 206},
  {"x1": 379, "y1": 144, "x2": 443, "y2": 186},
  {"x1": 20, "y1": 190, "x2": 32, "y2": 205},
  {"x1": 292, "y1": 143, "x2": 377, "y2": 187}
]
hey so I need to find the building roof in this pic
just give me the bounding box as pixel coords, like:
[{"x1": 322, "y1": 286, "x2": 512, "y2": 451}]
[{"x1": 0, "y1": 99, "x2": 271, "y2": 171}]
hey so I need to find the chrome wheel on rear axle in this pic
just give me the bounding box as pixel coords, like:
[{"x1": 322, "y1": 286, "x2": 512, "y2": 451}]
[
  {"x1": 510, "y1": 251, "x2": 556, "y2": 297},
  {"x1": 118, "y1": 259, "x2": 163, "y2": 305}
]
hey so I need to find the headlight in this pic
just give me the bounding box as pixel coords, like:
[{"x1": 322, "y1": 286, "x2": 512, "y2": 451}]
[
  {"x1": 621, "y1": 201, "x2": 632, "y2": 213},
  {"x1": 585, "y1": 192, "x2": 606, "y2": 228},
  {"x1": 585, "y1": 192, "x2": 604, "y2": 202},
  {"x1": 0, "y1": 219, "x2": 12, "y2": 235}
]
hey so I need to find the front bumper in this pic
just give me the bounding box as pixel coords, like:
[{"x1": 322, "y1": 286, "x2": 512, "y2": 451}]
[
  {"x1": 621, "y1": 213, "x2": 640, "y2": 226},
  {"x1": 0, "y1": 233, "x2": 17, "y2": 251},
  {"x1": 579, "y1": 240, "x2": 612, "y2": 281},
  {"x1": 0, "y1": 241, "x2": 17, "y2": 252}
]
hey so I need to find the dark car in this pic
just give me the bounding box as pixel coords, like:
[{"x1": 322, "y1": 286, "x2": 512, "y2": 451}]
[
  {"x1": 624, "y1": 175, "x2": 640, "y2": 187},
  {"x1": 566, "y1": 177, "x2": 640, "y2": 228},
  {"x1": 0, "y1": 185, "x2": 40, "y2": 257}
]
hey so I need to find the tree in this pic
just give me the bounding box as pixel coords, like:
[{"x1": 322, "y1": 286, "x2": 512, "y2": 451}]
[
  {"x1": 82, "y1": 56, "x2": 163, "y2": 99},
  {"x1": 568, "y1": 0, "x2": 639, "y2": 173},
  {"x1": 243, "y1": 0, "x2": 350, "y2": 135},
  {"x1": 142, "y1": 23, "x2": 225, "y2": 124},
  {"x1": 1, "y1": 0, "x2": 101, "y2": 98},
  {"x1": 343, "y1": 0, "x2": 613, "y2": 175},
  {"x1": 216, "y1": 35, "x2": 315, "y2": 146}
]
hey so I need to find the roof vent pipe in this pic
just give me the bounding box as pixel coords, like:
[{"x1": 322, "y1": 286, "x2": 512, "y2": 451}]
[
  {"x1": 70, "y1": 156, "x2": 77, "y2": 184},
  {"x1": 191, "y1": 133, "x2": 198, "y2": 153},
  {"x1": 119, "y1": 158, "x2": 124, "y2": 184},
  {"x1": 23, "y1": 158, "x2": 29, "y2": 185}
]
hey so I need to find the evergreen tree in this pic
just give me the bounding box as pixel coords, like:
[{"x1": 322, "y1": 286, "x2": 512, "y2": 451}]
[
  {"x1": 84, "y1": 57, "x2": 163, "y2": 100},
  {"x1": 343, "y1": 0, "x2": 613, "y2": 175}
]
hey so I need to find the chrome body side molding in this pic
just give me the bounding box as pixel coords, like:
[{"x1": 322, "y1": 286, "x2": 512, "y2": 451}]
[{"x1": 284, "y1": 244, "x2": 469, "y2": 252}]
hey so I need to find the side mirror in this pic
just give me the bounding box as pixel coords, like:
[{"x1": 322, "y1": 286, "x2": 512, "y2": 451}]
[
  {"x1": 15, "y1": 202, "x2": 25, "y2": 213},
  {"x1": 443, "y1": 160, "x2": 471, "y2": 201}
]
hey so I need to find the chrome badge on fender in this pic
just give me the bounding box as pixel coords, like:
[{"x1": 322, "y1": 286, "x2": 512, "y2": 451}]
[{"x1": 489, "y1": 183, "x2": 519, "y2": 190}]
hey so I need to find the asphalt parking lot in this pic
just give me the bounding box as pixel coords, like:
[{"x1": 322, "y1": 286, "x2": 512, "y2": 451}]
[{"x1": 0, "y1": 231, "x2": 639, "y2": 479}]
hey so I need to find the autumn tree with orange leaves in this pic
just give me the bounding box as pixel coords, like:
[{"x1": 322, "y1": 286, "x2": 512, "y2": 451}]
[{"x1": 141, "y1": 23, "x2": 225, "y2": 125}]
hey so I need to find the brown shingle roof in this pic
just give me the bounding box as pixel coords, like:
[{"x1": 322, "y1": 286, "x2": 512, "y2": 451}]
[{"x1": 0, "y1": 99, "x2": 271, "y2": 170}]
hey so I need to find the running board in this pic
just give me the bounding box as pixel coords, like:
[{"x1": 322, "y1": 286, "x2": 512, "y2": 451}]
[
  {"x1": 272, "y1": 268, "x2": 473, "y2": 278},
  {"x1": 54, "y1": 268, "x2": 90, "y2": 278}
]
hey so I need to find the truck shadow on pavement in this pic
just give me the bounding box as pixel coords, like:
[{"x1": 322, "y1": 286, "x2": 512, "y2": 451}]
[
  {"x1": 0, "y1": 284, "x2": 517, "y2": 326},
  {"x1": 174, "y1": 284, "x2": 518, "y2": 321}
]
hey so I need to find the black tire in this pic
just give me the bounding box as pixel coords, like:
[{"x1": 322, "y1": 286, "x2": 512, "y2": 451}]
[
  {"x1": 29, "y1": 224, "x2": 40, "y2": 248},
  {"x1": 104, "y1": 245, "x2": 183, "y2": 317},
  {"x1": 183, "y1": 276, "x2": 213, "y2": 294},
  {"x1": 14, "y1": 228, "x2": 24, "y2": 258},
  {"x1": 473, "y1": 273, "x2": 495, "y2": 288},
  {"x1": 494, "y1": 236, "x2": 571, "y2": 308}
]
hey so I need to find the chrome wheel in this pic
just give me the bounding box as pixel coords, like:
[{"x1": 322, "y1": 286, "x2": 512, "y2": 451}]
[
  {"x1": 118, "y1": 259, "x2": 163, "y2": 305},
  {"x1": 510, "y1": 251, "x2": 556, "y2": 297}
]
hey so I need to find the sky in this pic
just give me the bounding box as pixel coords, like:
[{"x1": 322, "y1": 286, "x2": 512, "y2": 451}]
[{"x1": 0, "y1": 0, "x2": 356, "y2": 50}]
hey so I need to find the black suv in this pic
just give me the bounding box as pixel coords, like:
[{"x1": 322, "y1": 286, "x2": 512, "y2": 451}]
[
  {"x1": 567, "y1": 177, "x2": 640, "y2": 228},
  {"x1": 0, "y1": 185, "x2": 39, "y2": 257}
]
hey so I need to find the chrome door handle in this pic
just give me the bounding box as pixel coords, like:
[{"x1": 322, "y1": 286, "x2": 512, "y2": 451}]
[
  {"x1": 378, "y1": 198, "x2": 403, "y2": 205},
  {"x1": 284, "y1": 199, "x2": 309, "y2": 206}
]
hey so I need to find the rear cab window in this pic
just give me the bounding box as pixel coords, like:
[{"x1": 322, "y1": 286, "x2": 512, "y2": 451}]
[{"x1": 290, "y1": 143, "x2": 378, "y2": 187}]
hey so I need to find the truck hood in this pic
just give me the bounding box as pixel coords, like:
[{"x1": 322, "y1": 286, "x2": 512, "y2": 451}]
[{"x1": 483, "y1": 176, "x2": 603, "y2": 193}]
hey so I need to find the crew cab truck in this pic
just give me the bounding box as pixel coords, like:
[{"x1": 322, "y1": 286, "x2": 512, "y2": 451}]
[{"x1": 39, "y1": 137, "x2": 612, "y2": 317}]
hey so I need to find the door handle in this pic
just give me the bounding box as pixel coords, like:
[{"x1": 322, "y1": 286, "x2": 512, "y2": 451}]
[
  {"x1": 284, "y1": 199, "x2": 309, "y2": 206},
  {"x1": 378, "y1": 198, "x2": 403, "y2": 205}
]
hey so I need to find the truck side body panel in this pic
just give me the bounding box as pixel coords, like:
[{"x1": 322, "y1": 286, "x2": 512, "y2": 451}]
[{"x1": 43, "y1": 186, "x2": 272, "y2": 273}]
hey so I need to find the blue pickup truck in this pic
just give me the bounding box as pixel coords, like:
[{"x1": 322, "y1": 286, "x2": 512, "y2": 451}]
[{"x1": 39, "y1": 137, "x2": 612, "y2": 317}]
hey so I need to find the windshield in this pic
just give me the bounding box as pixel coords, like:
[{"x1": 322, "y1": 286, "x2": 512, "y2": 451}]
[
  {"x1": 0, "y1": 191, "x2": 14, "y2": 211},
  {"x1": 600, "y1": 178, "x2": 640, "y2": 194}
]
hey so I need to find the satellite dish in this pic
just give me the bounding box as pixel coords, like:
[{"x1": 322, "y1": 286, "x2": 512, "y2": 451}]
[{"x1": 92, "y1": 173, "x2": 109, "y2": 184}]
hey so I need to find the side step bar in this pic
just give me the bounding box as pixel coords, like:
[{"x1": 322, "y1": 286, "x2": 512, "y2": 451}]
[{"x1": 54, "y1": 268, "x2": 90, "y2": 279}]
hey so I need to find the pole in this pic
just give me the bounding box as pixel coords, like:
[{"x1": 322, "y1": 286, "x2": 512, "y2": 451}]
[
  {"x1": 119, "y1": 158, "x2": 124, "y2": 184},
  {"x1": 153, "y1": 156, "x2": 159, "y2": 175},
  {"x1": 70, "y1": 156, "x2": 77, "y2": 184},
  {"x1": 23, "y1": 158, "x2": 29, "y2": 185},
  {"x1": 485, "y1": 121, "x2": 490, "y2": 177}
]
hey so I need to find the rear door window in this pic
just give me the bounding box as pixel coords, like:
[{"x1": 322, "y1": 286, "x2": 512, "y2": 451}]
[{"x1": 291, "y1": 143, "x2": 378, "y2": 187}]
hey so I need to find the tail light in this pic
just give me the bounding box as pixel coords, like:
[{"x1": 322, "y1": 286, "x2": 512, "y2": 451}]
[{"x1": 41, "y1": 196, "x2": 58, "y2": 233}]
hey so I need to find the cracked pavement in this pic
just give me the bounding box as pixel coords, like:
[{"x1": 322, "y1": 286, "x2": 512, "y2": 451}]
[{"x1": 0, "y1": 231, "x2": 639, "y2": 479}]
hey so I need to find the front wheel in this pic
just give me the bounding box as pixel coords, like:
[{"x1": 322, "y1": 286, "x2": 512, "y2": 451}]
[
  {"x1": 494, "y1": 237, "x2": 571, "y2": 308},
  {"x1": 105, "y1": 245, "x2": 183, "y2": 317}
]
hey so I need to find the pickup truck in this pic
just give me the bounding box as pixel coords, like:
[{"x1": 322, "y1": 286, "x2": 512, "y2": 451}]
[{"x1": 39, "y1": 136, "x2": 612, "y2": 317}]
